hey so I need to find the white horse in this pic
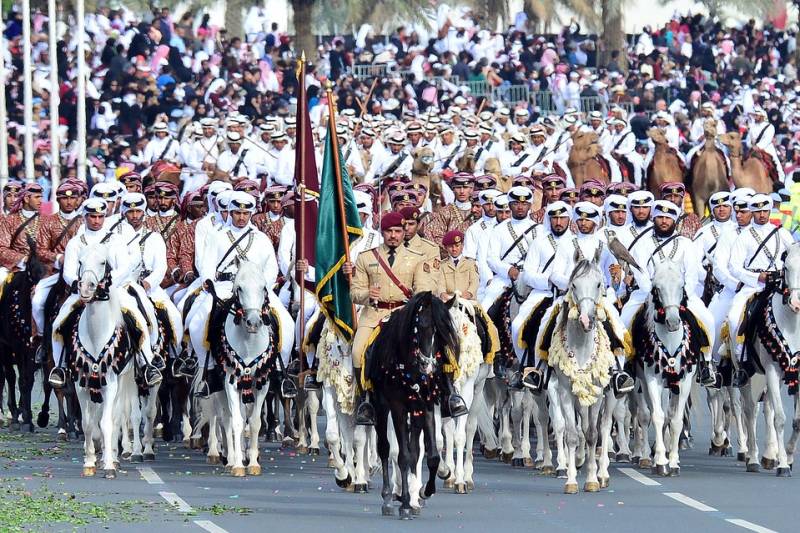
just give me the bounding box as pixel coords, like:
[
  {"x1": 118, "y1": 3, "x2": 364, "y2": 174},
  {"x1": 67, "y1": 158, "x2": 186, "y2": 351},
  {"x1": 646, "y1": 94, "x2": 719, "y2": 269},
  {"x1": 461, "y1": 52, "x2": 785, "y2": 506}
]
[
  {"x1": 739, "y1": 243, "x2": 800, "y2": 476},
  {"x1": 635, "y1": 261, "x2": 701, "y2": 476},
  {"x1": 212, "y1": 261, "x2": 278, "y2": 477},
  {"x1": 548, "y1": 256, "x2": 616, "y2": 493},
  {"x1": 64, "y1": 243, "x2": 145, "y2": 478},
  {"x1": 311, "y1": 315, "x2": 375, "y2": 492}
]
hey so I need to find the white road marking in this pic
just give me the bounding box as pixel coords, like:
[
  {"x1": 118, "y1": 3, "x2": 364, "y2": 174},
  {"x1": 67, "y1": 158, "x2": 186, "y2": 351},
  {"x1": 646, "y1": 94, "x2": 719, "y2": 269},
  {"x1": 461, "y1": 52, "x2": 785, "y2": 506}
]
[
  {"x1": 159, "y1": 491, "x2": 194, "y2": 513},
  {"x1": 663, "y1": 492, "x2": 718, "y2": 512},
  {"x1": 725, "y1": 519, "x2": 779, "y2": 533},
  {"x1": 616, "y1": 467, "x2": 662, "y2": 486},
  {"x1": 194, "y1": 520, "x2": 230, "y2": 533},
  {"x1": 137, "y1": 467, "x2": 164, "y2": 485}
]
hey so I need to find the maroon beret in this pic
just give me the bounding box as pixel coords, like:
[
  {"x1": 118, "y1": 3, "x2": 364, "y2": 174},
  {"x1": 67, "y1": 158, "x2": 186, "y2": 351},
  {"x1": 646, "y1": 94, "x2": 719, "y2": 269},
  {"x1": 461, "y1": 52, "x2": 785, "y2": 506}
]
[{"x1": 380, "y1": 211, "x2": 405, "y2": 231}]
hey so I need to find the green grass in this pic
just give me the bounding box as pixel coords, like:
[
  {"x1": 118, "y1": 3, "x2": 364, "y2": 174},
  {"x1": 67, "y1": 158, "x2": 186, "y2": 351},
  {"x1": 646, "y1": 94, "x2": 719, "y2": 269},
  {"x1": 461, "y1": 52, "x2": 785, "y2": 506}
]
[{"x1": 198, "y1": 503, "x2": 254, "y2": 516}]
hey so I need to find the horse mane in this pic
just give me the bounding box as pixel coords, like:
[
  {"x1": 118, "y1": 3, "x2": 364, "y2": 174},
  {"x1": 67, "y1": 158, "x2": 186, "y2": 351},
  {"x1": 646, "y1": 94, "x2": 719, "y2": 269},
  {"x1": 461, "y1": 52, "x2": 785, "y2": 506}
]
[{"x1": 369, "y1": 291, "x2": 459, "y2": 377}]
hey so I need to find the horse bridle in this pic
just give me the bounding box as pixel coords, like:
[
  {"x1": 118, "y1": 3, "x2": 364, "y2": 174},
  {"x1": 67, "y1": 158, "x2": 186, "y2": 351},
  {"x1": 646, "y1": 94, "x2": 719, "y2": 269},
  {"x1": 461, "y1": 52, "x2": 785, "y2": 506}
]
[
  {"x1": 77, "y1": 261, "x2": 113, "y2": 302},
  {"x1": 651, "y1": 286, "x2": 687, "y2": 324},
  {"x1": 230, "y1": 287, "x2": 272, "y2": 327}
]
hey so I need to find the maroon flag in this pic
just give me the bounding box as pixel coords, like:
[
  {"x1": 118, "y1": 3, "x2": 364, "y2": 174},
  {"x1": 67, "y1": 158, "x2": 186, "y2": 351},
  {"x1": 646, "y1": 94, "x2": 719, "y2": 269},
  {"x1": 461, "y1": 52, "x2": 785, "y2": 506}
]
[{"x1": 294, "y1": 55, "x2": 319, "y2": 291}]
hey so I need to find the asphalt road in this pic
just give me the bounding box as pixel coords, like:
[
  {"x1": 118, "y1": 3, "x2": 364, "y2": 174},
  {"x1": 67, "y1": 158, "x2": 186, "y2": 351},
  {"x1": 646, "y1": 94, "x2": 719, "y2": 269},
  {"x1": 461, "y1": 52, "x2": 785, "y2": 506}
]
[{"x1": 0, "y1": 381, "x2": 795, "y2": 533}]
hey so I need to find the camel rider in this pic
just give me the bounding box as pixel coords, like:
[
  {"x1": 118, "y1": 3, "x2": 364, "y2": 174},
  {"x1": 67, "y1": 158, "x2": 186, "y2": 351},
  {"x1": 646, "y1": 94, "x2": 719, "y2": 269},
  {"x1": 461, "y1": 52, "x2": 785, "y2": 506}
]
[
  {"x1": 610, "y1": 118, "x2": 643, "y2": 187},
  {"x1": 501, "y1": 133, "x2": 534, "y2": 177},
  {"x1": 31, "y1": 181, "x2": 84, "y2": 340},
  {"x1": 746, "y1": 107, "x2": 785, "y2": 184},
  {"x1": 277, "y1": 191, "x2": 320, "y2": 388},
  {"x1": 726, "y1": 194, "x2": 795, "y2": 384},
  {"x1": 475, "y1": 124, "x2": 503, "y2": 174},
  {"x1": 692, "y1": 191, "x2": 736, "y2": 301},
  {"x1": 527, "y1": 125, "x2": 550, "y2": 173},
  {"x1": 464, "y1": 189, "x2": 501, "y2": 301},
  {"x1": 480, "y1": 186, "x2": 537, "y2": 312},
  {"x1": 533, "y1": 201, "x2": 633, "y2": 394},
  {"x1": 118, "y1": 193, "x2": 184, "y2": 376},
  {"x1": 344, "y1": 212, "x2": 449, "y2": 426},
  {"x1": 364, "y1": 131, "x2": 412, "y2": 185},
  {"x1": 615, "y1": 190, "x2": 654, "y2": 250},
  {"x1": 621, "y1": 200, "x2": 718, "y2": 386},
  {"x1": 708, "y1": 190, "x2": 754, "y2": 364},
  {"x1": 48, "y1": 198, "x2": 164, "y2": 389},
  {"x1": 686, "y1": 116, "x2": 730, "y2": 173},
  {"x1": 142, "y1": 121, "x2": 178, "y2": 164},
  {"x1": 187, "y1": 191, "x2": 296, "y2": 398},
  {"x1": 511, "y1": 201, "x2": 574, "y2": 390},
  {"x1": 689, "y1": 102, "x2": 726, "y2": 143}
]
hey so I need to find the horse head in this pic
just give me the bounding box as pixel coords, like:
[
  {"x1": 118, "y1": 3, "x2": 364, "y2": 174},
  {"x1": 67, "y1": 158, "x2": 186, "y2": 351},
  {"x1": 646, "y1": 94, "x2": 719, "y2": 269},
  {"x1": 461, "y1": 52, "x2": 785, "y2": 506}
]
[
  {"x1": 412, "y1": 146, "x2": 434, "y2": 175},
  {"x1": 77, "y1": 244, "x2": 112, "y2": 303},
  {"x1": 400, "y1": 292, "x2": 459, "y2": 377},
  {"x1": 781, "y1": 244, "x2": 800, "y2": 314},
  {"x1": 651, "y1": 261, "x2": 685, "y2": 332},
  {"x1": 232, "y1": 261, "x2": 270, "y2": 334},
  {"x1": 567, "y1": 253, "x2": 605, "y2": 333}
]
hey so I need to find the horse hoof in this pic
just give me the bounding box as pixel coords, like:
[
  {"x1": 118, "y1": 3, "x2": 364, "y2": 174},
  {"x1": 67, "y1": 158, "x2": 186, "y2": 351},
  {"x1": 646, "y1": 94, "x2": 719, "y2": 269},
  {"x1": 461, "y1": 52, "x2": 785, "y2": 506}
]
[
  {"x1": 466, "y1": 480, "x2": 475, "y2": 492},
  {"x1": 443, "y1": 479, "x2": 455, "y2": 489},
  {"x1": 483, "y1": 448, "x2": 498, "y2": 459},
  {"x1": 189, "y1": 437, "x2": 204, "y2": 450},
  {"x1": 669, "y1": 467, "x2": 681, "y2": 477},
  {"x1": 121, "y1": 451, "x2": 132, "y2": 461},
  {"x1": 556, "y1": 469, "x2": 567, "y2": 479},
  {"x1": 297, "y1": 445, "x2": 309, "y2": 455},
  {"x1": 309, "y1": 448, "x2": 320, "y2": 456},
  {"x1": 653, "y1": 464, "x2": 669, "y2": 477},
  {"x1": 20, "y1": 423, "x2": 33, "y2": 433},
  {"x1": 616, "y1": 454, "x2": 631, "y2": 463},
  {"x1": 737, "y1": 452, "x2": 746, "y2": 462},
  {"x1": 599, "y1": 477, "x2": 610, "y2": 489},
  {"x1": 399, "y1": 508, "x2": 413, "y2": 520},
  {"x1": 82, "y1": 466, "x2": 96, "y2": 477},
  {"x1": 761, "y1": 457, "x2": 776, "y2": 470},
  {"x1": 9, "y1": 422, "x2": 19, "y2": 431},
  {"x1": 207, "y1": 455, "x2": 221, "y2": 465},
  {"x1": 437, "y1": 468, "x2": 451, "y2": 481},
  {"x1": 776, "y1": 467, "x2": 792, "y2": 477},
  {"x1": 36, "y1": 411, "x2": 49, "y2": 428},
  {"x1": 153, "y1": 427, "x2": 163, "y2": 439},
  {"x1": 411, "y1": 506, "x2": 422, "y2": 517},
  {"x1": 584, "y1": 481, "x2": 600, "y2": 492},
  {"x1": 105, "y1": 469, "x2": 117, "y2": 480},
  {"x1": 354, "y1": 483, "x2": 368, "y2": 494},
  {"x1": 130, "y1": 454, "x2": 143, "y2": 464},
  {"x1": 724, "y1": 447, "x2": 733, "y2": 457},
  {"x1": 631, "y1": 456, "x2": 640, "y2": 465},
  {"x1": 247, "y1": 465, "x2": 262, "y2": 476},
  {"x1": 501, "y1": 452, "x2": 513, "y2": 464},
  {"x1": 511, "y1": 458, "x2": 524, "y2": 468},
  {"x1": 746, "y1": 463, "x2": 760, "y2": 473},
  {"x1": 335, "y1": 474, "x2": 351, "y2": 488},
  {"x1": 564, "y1": 482, "x2": 579, "y2": 495},
  {"x1": 638, "y1": 458, "x2": 652, "y2": 469},
  {"x1": 381, "y1": 504, "x2": 394, "y2": 517},
  {"x1": 709, "y1": 445, "x2": 723, "y2": 457},
  {"x1": 542, "y1": 465, "x2": 555, "y2": 476},
  {"x1": 57, "y1": 431, "x2": 67, "y2": 442},
  {"x1": 231, "y1": 466, "x2": 246, "y2": 477},
  {"x1": 143, "y1": 453, "x2": 156, "y2": 462},
  {"x1": 524, "y1": 457, "x2": 536, "y2": 468}
]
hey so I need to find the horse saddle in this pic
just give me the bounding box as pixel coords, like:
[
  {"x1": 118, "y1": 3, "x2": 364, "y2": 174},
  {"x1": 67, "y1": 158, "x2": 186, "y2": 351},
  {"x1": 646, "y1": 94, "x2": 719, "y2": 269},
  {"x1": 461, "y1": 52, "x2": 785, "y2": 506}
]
[
  {"x1": 520, "y1": 296, "x2": 553, "y2": 352},
  {"x1": 593, "y1": 156, "x2": 612, "y2": 179},
  {"x1": 741, "y1": 290, "x2": 773, "y2": 375}
]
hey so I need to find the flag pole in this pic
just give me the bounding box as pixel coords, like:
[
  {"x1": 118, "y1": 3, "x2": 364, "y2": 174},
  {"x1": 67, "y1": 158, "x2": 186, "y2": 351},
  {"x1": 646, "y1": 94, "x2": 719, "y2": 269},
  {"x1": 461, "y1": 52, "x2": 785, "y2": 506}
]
[
  {"x1": 325, "y1": 81, "x2": 358, "y2": 329},
  {"x1": 297, "y1": 52, "x2": 307, "y2": 376}
]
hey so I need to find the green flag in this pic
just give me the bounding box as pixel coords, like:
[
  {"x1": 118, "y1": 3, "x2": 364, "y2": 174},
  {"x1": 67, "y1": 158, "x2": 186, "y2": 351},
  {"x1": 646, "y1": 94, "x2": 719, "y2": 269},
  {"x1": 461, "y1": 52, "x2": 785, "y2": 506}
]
[{"x1": 315, "y1": 113, "x2": 363, "y2": 341}]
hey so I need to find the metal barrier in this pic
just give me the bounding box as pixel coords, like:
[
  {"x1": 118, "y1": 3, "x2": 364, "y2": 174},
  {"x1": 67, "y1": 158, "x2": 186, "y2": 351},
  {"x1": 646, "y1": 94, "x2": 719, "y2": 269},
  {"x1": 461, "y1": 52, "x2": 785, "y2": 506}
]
[
  {"x1": 352, "y1": 63, "x2": 389, "y2": 80},
  {"x1": 580, "y1": 96, "x2": 604, "y2": 114},
  {"x1": 493, "y1": 84, "x2": 530, "y2": 104},
  {"x1": 464, "y1": 79, "x2": 490, "y2": 97},
  {"x1": 533, "y1": 91, "x2": 554, "y2": 112}
]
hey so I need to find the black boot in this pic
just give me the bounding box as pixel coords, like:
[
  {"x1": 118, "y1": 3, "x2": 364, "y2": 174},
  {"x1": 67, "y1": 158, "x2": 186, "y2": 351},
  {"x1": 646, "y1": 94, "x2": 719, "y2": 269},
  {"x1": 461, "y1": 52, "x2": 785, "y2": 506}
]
[
  {"x1": 355, "y1": 391, "x2": 376, "y2": 426},
  {"x1": 48, "y1": 367, "x2": 66, "y2": 388},
  {"x1": 522, "y1": 359, "x2": 547, "y2": 393},
  {"x1": 699, "y1": 360, "x2": 717, "y2": 387},
  {"x1": 444, "y1": 374, "x2": 468, "y2": 418},
  {"x1": 144, "y1": 364, "x2": 163, "y2": 387}
]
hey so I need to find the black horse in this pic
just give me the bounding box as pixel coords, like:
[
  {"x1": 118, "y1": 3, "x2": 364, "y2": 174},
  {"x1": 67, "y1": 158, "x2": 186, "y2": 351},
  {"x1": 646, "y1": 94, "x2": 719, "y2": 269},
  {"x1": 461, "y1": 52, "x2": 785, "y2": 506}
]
[
  {"x1": 0, "y1": 239, "x2": 45, "y2": 432},
  {"x1": 366, "y1": 291, "x2": 460, "y2": 519}
]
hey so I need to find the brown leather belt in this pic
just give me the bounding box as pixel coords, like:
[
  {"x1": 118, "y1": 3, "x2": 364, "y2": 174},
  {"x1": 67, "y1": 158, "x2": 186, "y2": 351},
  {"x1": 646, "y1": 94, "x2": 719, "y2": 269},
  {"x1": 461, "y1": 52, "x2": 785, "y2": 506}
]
[{"x1": 376, "y1": 301, "x2": 405, "y2": 310}]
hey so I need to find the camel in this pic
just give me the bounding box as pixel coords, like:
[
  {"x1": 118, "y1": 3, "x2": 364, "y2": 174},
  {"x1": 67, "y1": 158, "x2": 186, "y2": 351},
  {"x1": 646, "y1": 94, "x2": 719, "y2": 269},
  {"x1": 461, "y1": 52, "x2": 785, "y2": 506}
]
[
  {"x1": 718, "y1": 132, "x2": 774, "y2": 194},
  {"x1": 455, "y1": 146, "x2": 477, "y2": 174},
  {"x1": 566, "y1": 131, "x2": 625, "y2": 187},
  {"x1": 688, "y1": 120, "x2": 729, "y2": 216},
  {"x1": 483, "y1": 157, "x2": 509, "y2": 192},
  {"x1": 411, "y1": 146, "x2": 441, "y2": 207},
  {"x1": 646, "y1": 128, "x2": 685, "y2": 196}
]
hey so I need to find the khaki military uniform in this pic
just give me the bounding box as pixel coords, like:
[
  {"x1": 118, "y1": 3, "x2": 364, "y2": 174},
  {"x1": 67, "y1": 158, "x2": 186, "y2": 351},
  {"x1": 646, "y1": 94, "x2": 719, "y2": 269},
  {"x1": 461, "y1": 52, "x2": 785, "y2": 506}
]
[
  {"x1": 351, "y1": 244, "x2": 437, "y2": 367},
  {"x1": 437, "y1": 256, "x2": 479, "y2": 300},
  {"x1": 404, "y1": 234, "x2": 440, "y2": 261}
]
